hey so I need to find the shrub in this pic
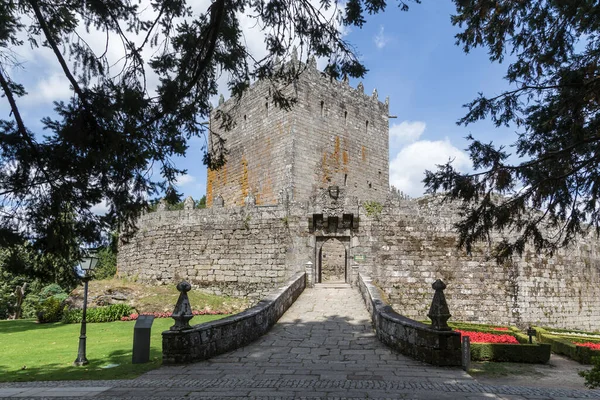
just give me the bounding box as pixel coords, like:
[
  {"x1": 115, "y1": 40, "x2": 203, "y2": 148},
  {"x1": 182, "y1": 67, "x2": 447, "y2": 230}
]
[
  {"x1": 36, "y1": 297, "x2": 65, "y2": 323},
  {"x1": 535, "y1": 326, "x2": 600, "y2": 364},
  {"x1": 363, "y1": 201, "x2": 383, "y2": 218},
  {"x1": 580, "y1": 356, "x2": 600, "y2": 388},
  {"x1": 39, "y1": 284, "x2": 66, "y2": 300},
  {"x1": 62, "y1": 304, "x2": 133, "y2": 324},
  {"x1": 470, "y1": 342, "x2": 551, "y2": 363}
]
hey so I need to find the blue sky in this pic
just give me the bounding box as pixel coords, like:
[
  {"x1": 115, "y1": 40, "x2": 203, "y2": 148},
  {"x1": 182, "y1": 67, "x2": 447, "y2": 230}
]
[{"x1": 1, "y1": 1, "x2": 520, "y2": 210}]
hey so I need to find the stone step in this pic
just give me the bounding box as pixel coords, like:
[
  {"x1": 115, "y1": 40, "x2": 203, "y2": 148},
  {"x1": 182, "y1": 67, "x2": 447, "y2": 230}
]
[{"x1": 314, "y1": 282, "x2": 351, "y2": 289}]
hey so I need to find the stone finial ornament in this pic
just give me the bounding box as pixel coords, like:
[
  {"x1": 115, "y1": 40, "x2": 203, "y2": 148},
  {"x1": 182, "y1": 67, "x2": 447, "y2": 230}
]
[
  {"x1": 385, "y1": 96, "x2": 390, "y2": 107},
  {"x1": 342, "y1": 74, "x2": 349, "y2": 84},
  {"x1": 274, "y1": 56, "x2": 281, "y2": 68},
  {"x1": 308, "y1": 55, "x2": 317, "y2": 69},
  {"x1": 184, "y1": 196, "x2": 195, "y2": 210},
  {"x1": 214, "y1": 195, "x2": 224, "y2": 208},
  {"x1": 292, "y1": 46, "x2": 298, "y2": 63},
  {"x1": 157, "y1": 198, "x2": 168, "y2": 211},
  {"x1": 372, "y1": 88, "x2": 378, "y2": 100},
  {"x1": 218, "y1": 94, "x2": 225, "y2": 105},
  {"x1": 170, "y1": 281, "x2": 194, "y2": 331},
  {"x1": 357, "y1": 82, "x2": 364, "y2": 94},
  {"x1": 427, "y1": 279, "x2": 452, "y2": 331}
]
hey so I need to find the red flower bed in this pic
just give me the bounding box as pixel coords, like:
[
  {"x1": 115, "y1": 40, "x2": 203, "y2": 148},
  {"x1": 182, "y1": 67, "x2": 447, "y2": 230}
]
[
  {"x1": 120, "y1": 309, "x2": 228, "y2": 321},
  {"x1": 493, "y1": 327, "x2": 509, "y2": 331},
  {"x1": 456, "y1": 329, "x2": 519, "y2": 344},
  {"x1": 576, "y1": 342, "x2": 600, "y2": 351}
]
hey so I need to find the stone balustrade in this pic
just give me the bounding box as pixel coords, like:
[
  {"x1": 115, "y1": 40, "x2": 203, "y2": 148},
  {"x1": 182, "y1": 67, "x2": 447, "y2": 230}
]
[
  {"x1": 162, "y1": 272, "x2": 306, "y2": 364},
  {"x1": 358, "y1": 273, "x2": 461, "y2": 367}
]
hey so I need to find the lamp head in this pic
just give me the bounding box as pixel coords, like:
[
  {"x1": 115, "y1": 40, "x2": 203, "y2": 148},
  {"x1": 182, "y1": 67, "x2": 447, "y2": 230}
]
[{"x1": 80, "y1": 249, "x2": 100, "y2": 272}]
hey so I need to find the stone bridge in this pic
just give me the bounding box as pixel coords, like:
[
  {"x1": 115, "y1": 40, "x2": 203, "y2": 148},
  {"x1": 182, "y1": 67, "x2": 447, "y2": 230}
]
[{"x1": 1, "y1": 282, "x2": 597, "y2": 399}]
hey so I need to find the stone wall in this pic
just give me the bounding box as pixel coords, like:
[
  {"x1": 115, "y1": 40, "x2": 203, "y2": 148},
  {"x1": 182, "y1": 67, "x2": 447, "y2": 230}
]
[
  {"x1": 117, "y1": 205, "x2": 295, "y2": 300},
  {"x1": 358, "y1": 273, "x2": 461, "y2": 366},
  {"x1": 162, "y1": 272, "x2": 305, "y2": 364},
  {"x1": 119, "y1": 194, "x2": 600, "y2": 330},
  {"x1": 351, "y1": 196, "x2": 600, "y2": 331},
  {"x1": 207, "y1": 60, "x2": 389, "y2": 207}
]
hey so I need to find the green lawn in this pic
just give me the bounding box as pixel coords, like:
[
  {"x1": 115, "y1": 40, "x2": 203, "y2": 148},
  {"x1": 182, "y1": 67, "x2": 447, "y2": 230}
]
[{"x1": 0, "y1": 315, "x2": 225, "y2": 382}]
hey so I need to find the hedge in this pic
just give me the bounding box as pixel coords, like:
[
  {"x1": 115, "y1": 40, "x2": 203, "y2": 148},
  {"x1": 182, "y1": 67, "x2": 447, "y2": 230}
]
[
  {"x1": 535, "y1": 326, "x2": 600, "y2": 364},
  {"x1": 62, "y1": 304, "x2": 133, "y2": 324},
  {"x1": 470, "y1": 342, "x2": 551, "y2": 363}
]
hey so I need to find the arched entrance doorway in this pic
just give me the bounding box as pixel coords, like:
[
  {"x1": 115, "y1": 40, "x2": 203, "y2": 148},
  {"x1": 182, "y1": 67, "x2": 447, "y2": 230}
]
[{"x1": 318, "y1": 238, "x2": 347, "y2": 283}]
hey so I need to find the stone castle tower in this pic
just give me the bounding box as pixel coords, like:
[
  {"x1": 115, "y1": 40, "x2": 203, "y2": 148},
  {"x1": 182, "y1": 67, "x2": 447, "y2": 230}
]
[{"x1": 206, "y1": 59, "x2": 389, "y2": 207}]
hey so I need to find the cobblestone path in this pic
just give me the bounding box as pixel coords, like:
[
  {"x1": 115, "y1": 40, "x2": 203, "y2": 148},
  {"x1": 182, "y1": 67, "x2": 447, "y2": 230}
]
[{"x1": 2, "y1": 284, "x2": 599, "y2": 399}]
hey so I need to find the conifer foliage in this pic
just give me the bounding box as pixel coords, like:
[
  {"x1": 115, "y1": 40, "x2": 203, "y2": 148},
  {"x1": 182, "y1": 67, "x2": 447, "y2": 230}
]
[
  {"x1": 0, "y1": 0, "x2": 418, "y2": 269},
  {"x1": 425, "y1": 1, "x2": 600, "y2": 261}
]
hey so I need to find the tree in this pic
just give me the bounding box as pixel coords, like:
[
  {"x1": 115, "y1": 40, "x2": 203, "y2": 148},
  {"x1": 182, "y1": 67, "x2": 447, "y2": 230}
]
[
  {"x1": 0, "y1": 0, "x2": 420, "y2": 271},
  {"x1": 197, "y1": 195, "x2": 207, "y2": 209},
  {"x1": 424, "y1": 1, "x2": 600, "y2": 261}
]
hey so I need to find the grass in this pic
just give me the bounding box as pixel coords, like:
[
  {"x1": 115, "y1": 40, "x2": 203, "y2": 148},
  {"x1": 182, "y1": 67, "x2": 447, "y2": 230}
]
[{"x1": 0, "y1": 315, "x2": 226, "y2": 382}]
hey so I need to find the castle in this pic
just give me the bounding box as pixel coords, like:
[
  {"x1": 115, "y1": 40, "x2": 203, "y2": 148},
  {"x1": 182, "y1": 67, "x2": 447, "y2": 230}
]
[{"x1": 118, "y1": 59, "x2": 600, "y2": 331}]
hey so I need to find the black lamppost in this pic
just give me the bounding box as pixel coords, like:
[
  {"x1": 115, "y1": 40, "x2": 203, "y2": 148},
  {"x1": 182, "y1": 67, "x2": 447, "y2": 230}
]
[{"x1": 74, "y1": 251, "x2": 99, "y2": 366}]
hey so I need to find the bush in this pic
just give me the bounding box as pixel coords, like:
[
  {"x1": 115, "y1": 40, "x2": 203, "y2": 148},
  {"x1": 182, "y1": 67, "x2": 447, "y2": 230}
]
[
  {"x1": 62, "y1": 303, "x2": 133, "y2": 324},
  {"x1": 34, "y1": 284, "x2": 69, "y2": 323},
  {"x1": 39, "y1": 283, "x2": 67, "y2": 300},
  {"x1": 535, "y1": 326, "x2": 600, "y2": 364},
  {"x1": 580, "y1": 356, "x2": 600, "y2": 388},
  {"x1": 36, "y1": 297, "x2": 65, "y2": 323}
]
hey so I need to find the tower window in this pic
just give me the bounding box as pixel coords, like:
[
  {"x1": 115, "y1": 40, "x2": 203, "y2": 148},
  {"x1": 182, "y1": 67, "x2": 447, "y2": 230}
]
[
  {"x1": 265, "y1": 102, "x2": 269, "y2": 116},
  {"x1": 320, "y1": 101, "x2": 325, "y2": 117},
  {"x1": 365, "y1": 120, "x2": 369, "y2": 134},
  {"x1": 344, "y1": 110, "x2": 348, "y2": 125}
]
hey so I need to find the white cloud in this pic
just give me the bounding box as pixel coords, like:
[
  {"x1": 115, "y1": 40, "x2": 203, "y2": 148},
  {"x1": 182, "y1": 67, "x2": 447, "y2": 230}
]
[
  {"x1": 390, "y1": 138, "x2": 470, "y2": 198},
  {"x1": 91, "y1": 200, "x2": 109, "y2": 216},
  {"x1": 390, "y1": 121, "x2": 426, "y2": 147},
  {"x1": 22, "y1": 73, "x2": 73, "y2": 105},
  {"x1": 374, "y1": 25, "x2": 389, "y2": 49},
  {"x1": 175, "y1": 174, "x2": 196, "y2": 187}
]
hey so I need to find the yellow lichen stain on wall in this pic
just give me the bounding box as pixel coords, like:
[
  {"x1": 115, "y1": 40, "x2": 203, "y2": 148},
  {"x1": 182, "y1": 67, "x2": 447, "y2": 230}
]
[
  {"x1": 239, "y1": 156, "x2": 249, "y2": 205},
  {"x1": 320, "y1": 136, "x2": 351, "y2": 185},
  {"x1": 207, "y1": 169, "x2": 215, "y2": 206},
  {"x1": 332, "y1": 136, "x2": 341, "y2": 170},
  {"x1": 361, "y1": 145, "x2": 367, "y2": 162},
  {"x1": 321, "y1": 151, "x2": 330, "y2": 184},
  {"x1": 206, "y1": 164, "x2": 228, "y2": 207}
]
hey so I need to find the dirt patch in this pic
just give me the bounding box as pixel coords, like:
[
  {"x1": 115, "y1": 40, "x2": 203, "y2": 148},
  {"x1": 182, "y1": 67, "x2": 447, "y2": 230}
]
[{"x1": 67, "y1": 278, "x2": 249, "y2": 314}]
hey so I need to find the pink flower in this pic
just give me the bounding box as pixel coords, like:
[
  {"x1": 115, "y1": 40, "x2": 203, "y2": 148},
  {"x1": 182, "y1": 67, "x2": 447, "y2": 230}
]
[
  {"x1": 456, "y1": 330, "x2": 519, "y2": 344},
  {"x1": 576, "y1": 342, "x2": 600, "y2": 351}
]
